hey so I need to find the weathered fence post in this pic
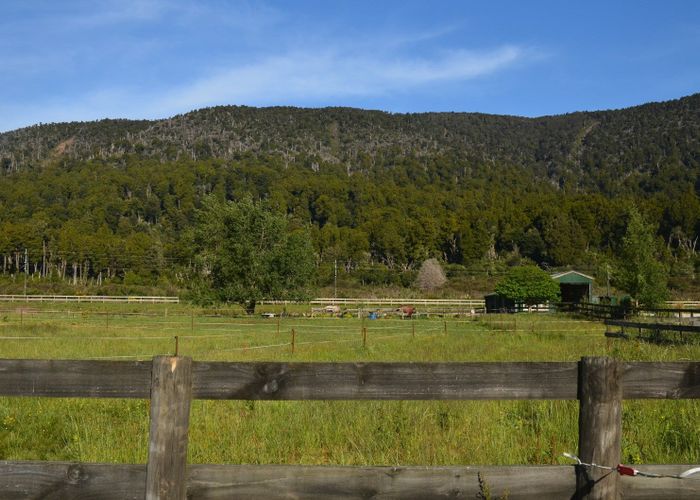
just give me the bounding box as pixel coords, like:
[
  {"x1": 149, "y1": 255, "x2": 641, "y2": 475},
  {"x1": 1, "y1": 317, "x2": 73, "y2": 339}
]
[
  {"x1": 146, "y1": 356, "x2": 193, "y2": 500},
  {"x1": 576, "y1": 356, "x2": 622, "y2": 499}
]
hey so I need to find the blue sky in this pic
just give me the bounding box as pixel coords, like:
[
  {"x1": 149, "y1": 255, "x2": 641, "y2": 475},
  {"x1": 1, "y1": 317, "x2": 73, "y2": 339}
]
[{"x1": 1, "y1": 0, "x2": 699, "y2": 132}]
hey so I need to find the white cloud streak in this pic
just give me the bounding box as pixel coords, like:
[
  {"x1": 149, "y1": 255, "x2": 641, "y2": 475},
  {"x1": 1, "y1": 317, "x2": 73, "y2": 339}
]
[
  {"x1": 0, "y1": 0, "x2": 542, "y2": 131},
  {"x1": 0, "y1": 44, "x2": 530, "y2": 131},
  {"x1": 0, "y1": 0, "x2": 538, "y2": 135},
  {"x1": 151, "y1": 45, "x2": 527, "y2": 114}
]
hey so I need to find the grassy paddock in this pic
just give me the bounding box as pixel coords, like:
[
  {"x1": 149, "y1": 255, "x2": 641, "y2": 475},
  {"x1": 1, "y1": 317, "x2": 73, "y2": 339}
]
[{"x1": 0, "y1": 306, "x2": 698, "y2": 467}]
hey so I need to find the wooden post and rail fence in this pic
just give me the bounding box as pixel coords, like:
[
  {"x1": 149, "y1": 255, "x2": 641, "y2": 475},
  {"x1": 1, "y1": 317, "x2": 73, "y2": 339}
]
[
  {"x1": 605, "y1": 319, "x2": 700, "y2": 341},
  {"x1": 564, "y1": 301, "x2": 700, "y2": 321},
  {"x1": 0, "y1": 357, "x2": 698, "y2": 498}
]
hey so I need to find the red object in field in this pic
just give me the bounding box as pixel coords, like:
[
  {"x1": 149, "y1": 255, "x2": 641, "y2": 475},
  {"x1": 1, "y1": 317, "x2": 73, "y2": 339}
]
[
  {"x1": 616, "y1": 464, "x2": 637, "y2": 476},
  {"x1": 399, "y1": 306, "x2": 416, "y2": 318}
]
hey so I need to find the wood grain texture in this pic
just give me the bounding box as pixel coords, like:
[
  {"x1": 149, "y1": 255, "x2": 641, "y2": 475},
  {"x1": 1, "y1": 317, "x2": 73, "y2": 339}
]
[
  {"x1": 623, "y1": 362, "x2": 700, "y2": 399},
  {"x1": 146, "y1": 356, "x2": 192, "y2": 500},
  {"x1": 0, "y1": 461, "x2": 145, "y2": 499},
  {"x1": 620, "y1": 465, "x2": 700, "y2": 499},
  {"x1": 577, "y1": 357, "x2": 622, "y2": 499},
  {"x1": 0, "y1": 359, "x2": 151, "y2": 398},
  {"x1": 0, "y1": 359, "x2": 697, "y2": 400},
  {"x1": 187, "y1": 464, "x2": 573, "y2": 499},
  {"x1": 2, "y1": 462, "x2": 697, "y2": 499},
  {"x1": 0, "y1": 359, "x2": 700, "y2": 399},
  {"x1": 191, "y1": 361, "x2": 580, "y2": 400}
]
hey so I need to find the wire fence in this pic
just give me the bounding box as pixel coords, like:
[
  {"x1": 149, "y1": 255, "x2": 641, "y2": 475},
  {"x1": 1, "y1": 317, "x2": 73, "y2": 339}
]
[{"x1": 0, "y1": 307, "x2": 606, "y2": 361}]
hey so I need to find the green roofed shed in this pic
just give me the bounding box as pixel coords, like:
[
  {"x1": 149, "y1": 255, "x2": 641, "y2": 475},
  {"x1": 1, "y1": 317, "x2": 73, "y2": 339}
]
[
  {"x1": 551, "y1": 270, "x2": 594, "y2": 303},
  {"x1": 484, "y1": 292, "x2": 516, "y2": 313}
]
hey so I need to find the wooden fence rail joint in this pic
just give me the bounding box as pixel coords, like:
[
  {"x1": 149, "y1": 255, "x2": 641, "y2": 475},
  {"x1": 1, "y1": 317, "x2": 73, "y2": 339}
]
[{"x1": 0, "y1": 357, "x2": 698, "y2": 498}]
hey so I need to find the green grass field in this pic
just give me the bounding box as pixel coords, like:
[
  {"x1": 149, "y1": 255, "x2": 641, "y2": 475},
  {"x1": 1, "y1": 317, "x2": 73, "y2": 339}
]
[{"x1": 0, "y1": 304, "x2": 698, "y2": 468}]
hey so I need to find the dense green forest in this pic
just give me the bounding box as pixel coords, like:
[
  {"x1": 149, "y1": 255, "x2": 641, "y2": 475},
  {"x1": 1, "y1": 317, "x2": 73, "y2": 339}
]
[{"x1": 1, "y1": 94, "x2": 699, "y2": 297}]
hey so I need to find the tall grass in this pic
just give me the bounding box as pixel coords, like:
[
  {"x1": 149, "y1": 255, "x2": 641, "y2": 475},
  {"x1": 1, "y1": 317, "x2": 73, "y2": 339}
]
[{"x1": 0, "y1": 306, "x2": 698, "y2": 466}]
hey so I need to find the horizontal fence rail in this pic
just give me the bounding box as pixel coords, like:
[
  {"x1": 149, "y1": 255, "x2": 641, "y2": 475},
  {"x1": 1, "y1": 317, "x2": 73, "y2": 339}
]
[
  {"x1": 1, "y1": 462, "x2": 698, "y2": 499},
  {"x1": 565, "y1": 301, "x2": 700, "y2": 321},
  {"x1": 0, "y1": 357, "x2": 698, "y2": 499},
  {"x1": 1, "y1": 360, "x2": 698, "y2": 400},
  {"x1": 0, "y1": 294, "x2": 180, "y2": 303},
  {"x1": 606, "y1": 319, "x2": 700, "y2": 335},
  {"x1": 1, "y1": 296, "x2": 697, "y2": 310},
  {"x1": 667, "y1": 300, "x2": 700, "y2": 308},
  {"x1": 298, "y1": 298, "x2": 485, "y2": 307},
  {"x1": 0, "y1": 295, "x2": 483, "y2": 306}
]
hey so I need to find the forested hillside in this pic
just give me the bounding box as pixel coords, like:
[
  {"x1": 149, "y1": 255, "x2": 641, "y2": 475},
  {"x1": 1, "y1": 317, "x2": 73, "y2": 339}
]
[{"x1": 1, "y1": 94, "x2": 699, "y2": 296}]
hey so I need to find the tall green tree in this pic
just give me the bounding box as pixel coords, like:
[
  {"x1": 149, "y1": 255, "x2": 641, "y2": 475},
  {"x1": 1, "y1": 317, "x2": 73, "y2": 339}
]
[
  {"x1": 615, "y1": 207, "x2": 669, "y2": 307},
  {"x1": 193, "y1": 196, "x2": 315, "y2": 313},
  {"x1": 495, "y1": 265, "x2": 561, "y2": 307}
]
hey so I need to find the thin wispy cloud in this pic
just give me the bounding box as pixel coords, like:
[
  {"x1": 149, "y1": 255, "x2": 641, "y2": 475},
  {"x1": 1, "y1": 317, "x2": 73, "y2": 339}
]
[
  {"x1": 0, "y1": 38, "x2": 533, "y2": 131},
  {"x1": 152, "y1": 45, "x2": 528, "y2": 114},
  {"x1": 3, "y1": 1, "x2": 627, "y2": 132},
  {"x1": 2, "y1": 1, "x2": 699, "y2": 131}
]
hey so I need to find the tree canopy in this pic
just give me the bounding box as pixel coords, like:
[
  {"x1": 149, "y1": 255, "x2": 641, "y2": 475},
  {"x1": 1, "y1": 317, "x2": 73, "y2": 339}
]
[
  {"x1": 192, "y1": 196, "x2": 314, "y2": 313},
  {"x1": 495, "y1": 265, "x2": 561, "y2": 306},
  {"x1": 0, "y1": 96, "x2": 698, "y2": 297},
  {"x1": 614, "y1": 207, "x2": 669, "y2": 307}
]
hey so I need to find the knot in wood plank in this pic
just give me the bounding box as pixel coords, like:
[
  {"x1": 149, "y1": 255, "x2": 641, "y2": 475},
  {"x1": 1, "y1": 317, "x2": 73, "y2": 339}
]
[
  {"x1": 263, "y1": 379, "x2": 279, "y2": 394},
  {"x1": 66, "y1": 464, "x2": 88, "y2": 485}
]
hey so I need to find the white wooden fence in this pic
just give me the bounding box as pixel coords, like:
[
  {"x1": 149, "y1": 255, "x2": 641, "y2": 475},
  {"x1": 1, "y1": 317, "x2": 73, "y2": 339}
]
[
  {"x1": 0, "y1": 295, "x2": 180, "y2": 303},
  {"x1": 312, "y1": 298, "x2": 485, "y2": 307},
  {"x1": 1, "y1": 295, "x2": 696, "y2": 310}
]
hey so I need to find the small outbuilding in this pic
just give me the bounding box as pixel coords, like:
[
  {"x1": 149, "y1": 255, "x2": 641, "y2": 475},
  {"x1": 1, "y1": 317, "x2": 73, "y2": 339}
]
[
  {"x1": 484, "y1": 292, "x2": 516, "y2": 313},
  {"x1": 551, "y1": 270, "x2": 594, "y2": 303}
]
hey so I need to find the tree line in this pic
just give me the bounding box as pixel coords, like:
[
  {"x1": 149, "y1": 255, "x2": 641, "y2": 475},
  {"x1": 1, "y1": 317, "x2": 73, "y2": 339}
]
[
  {"x1": 0, "y1": 155, "x2": 694, "y2": 294},
  {"x1": 0, "y1": 95, "x2": 698, "y2": 295}
]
